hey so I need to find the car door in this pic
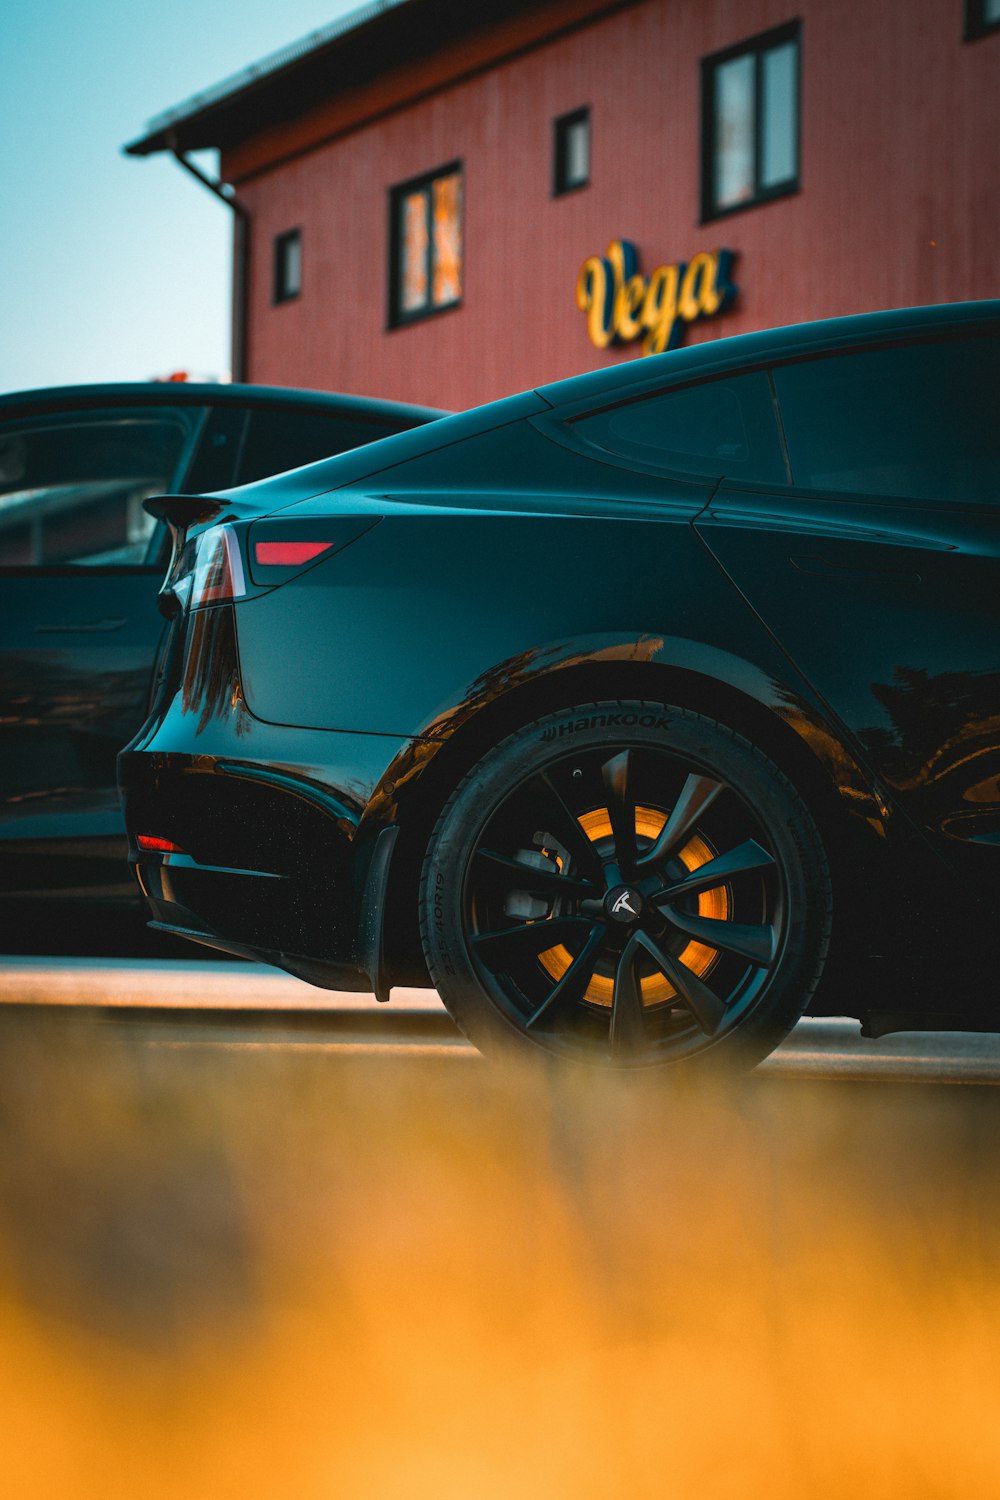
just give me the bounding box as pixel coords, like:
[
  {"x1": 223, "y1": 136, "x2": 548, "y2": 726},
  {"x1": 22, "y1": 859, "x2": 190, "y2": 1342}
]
[
  {"x1": 694, "y1": 331, "x2": 1000, "y2": 900},
  {"x1": 0, "y1": 401, "x2": 208, "y2": 915}
]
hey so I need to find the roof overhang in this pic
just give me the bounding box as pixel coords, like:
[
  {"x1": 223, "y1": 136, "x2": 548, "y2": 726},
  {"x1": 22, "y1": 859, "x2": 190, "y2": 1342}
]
[{"x1": 125, "y1": 0, "x2": 553, "y2": 157}]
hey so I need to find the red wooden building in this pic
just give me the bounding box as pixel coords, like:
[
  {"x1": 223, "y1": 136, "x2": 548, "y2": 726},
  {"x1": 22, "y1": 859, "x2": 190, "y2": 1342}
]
[{"x1": 128, "y1": 0, "x2": 1000, "y2": 411}]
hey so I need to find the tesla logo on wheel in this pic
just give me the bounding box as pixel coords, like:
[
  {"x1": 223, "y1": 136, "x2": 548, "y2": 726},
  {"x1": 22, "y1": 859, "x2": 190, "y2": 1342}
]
[{"x1": 612, "y1": 891, "x2": 638, "y2": 918}]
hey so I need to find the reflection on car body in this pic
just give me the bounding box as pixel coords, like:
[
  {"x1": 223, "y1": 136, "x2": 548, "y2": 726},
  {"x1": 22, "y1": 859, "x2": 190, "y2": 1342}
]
[{"x1": 120, "y1": 302, "x2": 1000, "y2": 1068}]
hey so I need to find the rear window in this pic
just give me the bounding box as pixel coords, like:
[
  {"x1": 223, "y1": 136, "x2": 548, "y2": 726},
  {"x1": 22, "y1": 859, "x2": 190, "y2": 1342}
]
[{"x1": 773, "y1": 334, "x2": 1000, "y2": 504}]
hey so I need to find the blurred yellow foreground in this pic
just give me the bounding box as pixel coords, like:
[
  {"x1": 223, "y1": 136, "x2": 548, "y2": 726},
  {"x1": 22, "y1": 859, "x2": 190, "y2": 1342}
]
[{"x1": 0, "y1": 1008, "x2": 997, "y2": 1499}]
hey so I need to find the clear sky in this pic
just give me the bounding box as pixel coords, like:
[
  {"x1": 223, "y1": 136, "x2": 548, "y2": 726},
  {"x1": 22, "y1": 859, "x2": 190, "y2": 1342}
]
[{"x1": 1, "y1": 0, "x2": 366, "y2": 393}]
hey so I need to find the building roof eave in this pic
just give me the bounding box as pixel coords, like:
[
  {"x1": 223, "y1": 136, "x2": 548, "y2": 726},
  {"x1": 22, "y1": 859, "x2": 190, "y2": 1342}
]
[{"x1": 124, "y1": 0, "x2": 550, "y2": 157}]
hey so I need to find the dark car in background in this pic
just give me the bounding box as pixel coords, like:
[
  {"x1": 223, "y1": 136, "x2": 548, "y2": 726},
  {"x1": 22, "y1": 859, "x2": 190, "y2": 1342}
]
[
  {"x1": 121, "y1": 301, "x2": 1000, "y2": 1068},
  {"x1": 0, "y1": 382, "x2": 444, "y2": 953}
]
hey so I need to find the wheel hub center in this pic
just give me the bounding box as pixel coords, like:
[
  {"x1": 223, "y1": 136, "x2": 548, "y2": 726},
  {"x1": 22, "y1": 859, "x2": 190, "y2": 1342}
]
[{"x1": 605, "y1": 885, "x2": 644, "y2": 925}]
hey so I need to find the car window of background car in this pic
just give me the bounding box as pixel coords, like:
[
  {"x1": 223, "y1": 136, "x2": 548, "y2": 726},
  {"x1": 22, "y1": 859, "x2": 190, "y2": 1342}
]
[
  {"x1": 181, "y1": 404, "x2": 248, "y2": 496},
  {"x1": 568, "y1": 371, "x2": 786, "y2": 484},
  {"x1": 234, "y1": 409, "x2": 406, "y2": 487},
  {"x1": 773, "y1": 335, "x2": 1000, "y2": 504},
  {"x1": 0, "y1": 408, "x2": 203, "y2": 567}
]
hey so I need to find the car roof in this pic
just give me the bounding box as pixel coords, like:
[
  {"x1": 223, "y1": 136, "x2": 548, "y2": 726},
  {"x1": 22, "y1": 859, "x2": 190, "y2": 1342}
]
[
  {"x1": 0, "y1": 381, "x2": 447, "y2": 425},
  {"x1": 536, "y1": 300, "x2": 1000, "y2": 410}
]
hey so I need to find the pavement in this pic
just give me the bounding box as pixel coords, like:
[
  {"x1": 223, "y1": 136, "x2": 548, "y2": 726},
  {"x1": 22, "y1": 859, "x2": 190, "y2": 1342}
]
[
  {"x1": 0, "y1": 956, "x2": 437, "y2": 1013},
  {"x1": 3, "y1": 956, "x2": 1000, "y2": 1082}
]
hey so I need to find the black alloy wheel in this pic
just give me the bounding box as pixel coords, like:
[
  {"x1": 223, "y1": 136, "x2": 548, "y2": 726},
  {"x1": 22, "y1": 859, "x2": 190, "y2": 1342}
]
[{"x1": 420, "y1": 701, "x2": 832, "y2": 1070}]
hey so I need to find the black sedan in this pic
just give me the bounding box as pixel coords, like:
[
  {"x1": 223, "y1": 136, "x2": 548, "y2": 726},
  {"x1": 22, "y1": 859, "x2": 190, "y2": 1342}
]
[
  {"x1": 0, "y1": 382, "x2": 443, "y2": 953},
  {"x1": 120, "y1": 302, "x2": 1000, "y2": 1068}
]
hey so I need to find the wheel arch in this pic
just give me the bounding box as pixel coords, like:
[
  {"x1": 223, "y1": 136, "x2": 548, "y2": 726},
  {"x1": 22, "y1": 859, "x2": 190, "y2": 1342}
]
[{"x1": 380, "y1": 653, "x2": 882, "y2": 986}]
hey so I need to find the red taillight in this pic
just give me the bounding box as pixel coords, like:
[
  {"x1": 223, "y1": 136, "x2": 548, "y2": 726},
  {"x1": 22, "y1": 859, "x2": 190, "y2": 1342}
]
[
  {"x1": 137, "y1": 835, "x2": 185, "y2": 854},
  {"x1": 246, "y1": 517, "x2": 380, "y2": 586},
  {"x1": 168, "y1": 524, "x2": 248, "y2": 613},
  {"x1": 253, "y1": 540, "x2": 335, "y2": 567},
  {"x1": 194, "y1": 526, "x2": 246, "y2": 605}
]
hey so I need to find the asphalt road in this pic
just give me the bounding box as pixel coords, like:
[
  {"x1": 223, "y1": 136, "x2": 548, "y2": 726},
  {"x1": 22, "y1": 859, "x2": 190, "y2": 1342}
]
[{"x1": 3, "y1": 956, "x2": 999, "y2": 1082}]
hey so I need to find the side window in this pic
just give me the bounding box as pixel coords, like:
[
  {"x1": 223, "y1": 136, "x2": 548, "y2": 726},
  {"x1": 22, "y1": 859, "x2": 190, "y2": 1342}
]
[
  {"x1": 0, "y1": 407, "x2": 202, "y2": 567},
  {"x1": 773, "y1": 336, "x2": 1000, "y2": 504},
  {"x1": 235, "y1": 409, "x2": 402, "y2": 486},
  {"x1": 184, "y1": 405, "x2": 248, "y2": 494},
  {"x1": 570, "y1": 371, "x2": 786, "y2": 484}
]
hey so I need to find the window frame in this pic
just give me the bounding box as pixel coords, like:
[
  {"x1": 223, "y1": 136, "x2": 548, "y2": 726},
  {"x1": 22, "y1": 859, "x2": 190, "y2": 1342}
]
[
  {"x1": 272, "y1": 228, "x2": 303, "y2": 305},
  {"x1": 700, "y1": 20, "x2": 802, "y2": 224},
  {"x1": 965, "y1": 0, "x2": 1000, "y2": 40},
  {"x1": 387, "y1": 161, "x2": 464, "y2": 330},
  {"x1": 553, "y1": 106, "x2": 591, "y2": 197}
]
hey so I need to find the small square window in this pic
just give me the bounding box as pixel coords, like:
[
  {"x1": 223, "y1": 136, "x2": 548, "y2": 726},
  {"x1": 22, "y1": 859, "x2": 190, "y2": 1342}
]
[
  {"x1": 388, "y1": 164, "x2": 463, "y2": 327},
  {"x1": 701, "y1": 22, "x2": 800, "y2": 221},
  {"x1": 273, "y1": 229, "x2": 302, "y2": 304},
  {"x1": 966, "y1": 0, "x2": 1000, "y2": 39},
  {"x1": 553, "y1": 108, "x2": 590, "y2": 195}
]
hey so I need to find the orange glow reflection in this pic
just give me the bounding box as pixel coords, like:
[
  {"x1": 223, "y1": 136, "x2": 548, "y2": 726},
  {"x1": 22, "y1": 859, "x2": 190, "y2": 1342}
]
[
  {"x1": 432, "y1": 172, "x2": 462, "y2": 306},
  {"x1": 400, "y1": 191, "x2": 429, "y2": 313},
  {"x1": 538, "y1": 804, "x2": 728, "y2": 1005}
]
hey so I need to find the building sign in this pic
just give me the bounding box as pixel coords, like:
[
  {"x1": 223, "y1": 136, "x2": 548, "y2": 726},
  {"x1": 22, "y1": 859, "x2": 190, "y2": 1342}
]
[{"x1": 576, "y1": 240, "x2": 737, "y2": 355}]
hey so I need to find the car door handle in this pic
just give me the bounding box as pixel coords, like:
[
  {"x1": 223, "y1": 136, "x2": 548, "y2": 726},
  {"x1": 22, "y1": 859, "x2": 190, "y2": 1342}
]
[{"x1": 35, "y1": 618, "x2": 128, "y2": 634}]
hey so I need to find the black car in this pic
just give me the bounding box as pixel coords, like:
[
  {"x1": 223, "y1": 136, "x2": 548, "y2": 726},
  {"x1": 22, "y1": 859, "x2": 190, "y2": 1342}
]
[
  {"x1": 0, "y1": 382, "x2": 443, "y2": 953},
  {"x1": 120, "y1": 303, "x2": 1000, "y2": 1067}
]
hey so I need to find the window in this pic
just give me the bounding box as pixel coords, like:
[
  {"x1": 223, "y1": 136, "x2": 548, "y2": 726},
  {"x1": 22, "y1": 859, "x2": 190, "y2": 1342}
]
[
  {"x1": 966, "y1": 0, "x2": 1000, "y2": 39},
  {"x1": 273, "y1": 229, "x2": 302, "y2": 304},
  {"x1": 701, "y1": 22, "x2": 800, "y2": 220},
  {"x1": 388, "y1": 164, "x2": 463, "y2": 327},
  {"x1": 235, "y1": 409, "x2": 403, "y2": 486},
  {"x1": 772, "y1": 335, "x2": 1000, "y2": 504},
  {"x1": 0, "y1": 408, "x2": 201, "y2": 567},
  {"x1": 571, "y1": 372, "x2": 786, "y2": 484},
  {"x1": 553, "y1": 108, "x2": 590, "y2": 195}
]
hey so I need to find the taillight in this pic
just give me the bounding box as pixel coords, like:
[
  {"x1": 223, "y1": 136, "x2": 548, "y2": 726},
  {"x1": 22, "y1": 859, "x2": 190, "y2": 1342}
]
[
  {"x1": 169, "y1": 525, "x2": 247, "y2": 612},
  {"x1": 253, "y1": 540, "x2": 334, "y2": 567},
  {"x1": 162, "y1": 515, "x2": 380, "y2": 612},
  {"x1": 137, "y1": 835, "x2": 185, "y2": 853},
  {"x1": 246, "y1": 516, "x2": 380, "y2": 584}
]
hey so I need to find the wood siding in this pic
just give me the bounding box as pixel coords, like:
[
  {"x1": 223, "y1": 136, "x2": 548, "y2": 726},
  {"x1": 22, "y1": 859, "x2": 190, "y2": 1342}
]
[{"x1": 223, "y1": 0, "x2": 1000, "y2": 408}]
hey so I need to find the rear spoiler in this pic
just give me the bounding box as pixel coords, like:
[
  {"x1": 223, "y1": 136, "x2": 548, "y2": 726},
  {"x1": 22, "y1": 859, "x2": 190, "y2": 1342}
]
[
  {"x1": 143, "y1": 495, "x2": 228, "y2": 601},
  {"x1": 144, "y1": 492, "x2": 266, "y2": 594},
  {"x1": 143, "y1": 492, "x2": 231, "y2": 536},
  {"x1": 144, "y1": 490, "x2": 234, "y2": 540}
]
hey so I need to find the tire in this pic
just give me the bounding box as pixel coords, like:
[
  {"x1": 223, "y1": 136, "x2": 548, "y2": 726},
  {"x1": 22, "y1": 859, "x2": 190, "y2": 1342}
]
[{"x1": 419, "y1": 700, "x2": 832, "y2": 1071}]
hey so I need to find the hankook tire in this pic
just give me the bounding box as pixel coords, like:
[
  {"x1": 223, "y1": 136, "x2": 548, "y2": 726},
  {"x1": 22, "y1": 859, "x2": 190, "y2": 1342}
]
[{"x1": 420, "y1": 700, "x2": 832, "y2": 1070}]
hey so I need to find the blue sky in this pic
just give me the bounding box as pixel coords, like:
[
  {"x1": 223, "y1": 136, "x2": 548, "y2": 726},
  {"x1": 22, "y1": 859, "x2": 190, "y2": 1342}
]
[{"x1": 1, "y1": 0, "x2": 364, "y2": 392}]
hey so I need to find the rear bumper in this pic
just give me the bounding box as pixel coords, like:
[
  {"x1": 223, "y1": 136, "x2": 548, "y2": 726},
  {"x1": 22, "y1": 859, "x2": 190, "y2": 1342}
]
[{"x1": 120, "y1": 723, "x2": 415, "y2": 986}]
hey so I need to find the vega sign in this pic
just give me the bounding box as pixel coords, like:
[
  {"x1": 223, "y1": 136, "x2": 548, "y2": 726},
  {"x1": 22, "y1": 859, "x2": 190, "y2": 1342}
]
[{"x1": 576, "y1": 240, "x2": 736, "y2": 355}]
